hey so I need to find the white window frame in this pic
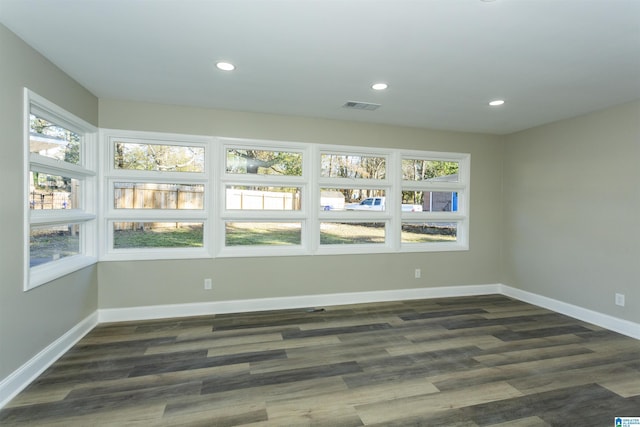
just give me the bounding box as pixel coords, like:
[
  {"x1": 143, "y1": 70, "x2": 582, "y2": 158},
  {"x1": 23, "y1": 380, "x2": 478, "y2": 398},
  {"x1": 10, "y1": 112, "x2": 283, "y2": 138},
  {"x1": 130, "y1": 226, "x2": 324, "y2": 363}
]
[
  {"x1": 216, "y1": 137, "x2": 310, "y2": 258},
  {"x1": 24, "y1": 89, "x2": 98, "y2": 290},
  {"x1": 97, "y1": 130, "x2": 469, "y2": 260},
  {"x1": 315, "y1": 146, "x2": 396, "y2": 255},
  {"x1": 399, "y1": 150, "x2": 470, "y2": 252},
  {"x1": 100, "y1": 129, "x2": 213, "y2": 261}
]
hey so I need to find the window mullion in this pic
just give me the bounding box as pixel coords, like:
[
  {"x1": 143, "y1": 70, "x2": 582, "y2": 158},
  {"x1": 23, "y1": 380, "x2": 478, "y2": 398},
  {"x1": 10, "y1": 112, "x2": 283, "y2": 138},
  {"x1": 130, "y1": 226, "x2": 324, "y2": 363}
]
[
  {"x1": 30, "y1": 211, "x2": 96, "y2": 225},
  {"x1": 30, "y1": 155, "x2": 95, "y2": 178}
]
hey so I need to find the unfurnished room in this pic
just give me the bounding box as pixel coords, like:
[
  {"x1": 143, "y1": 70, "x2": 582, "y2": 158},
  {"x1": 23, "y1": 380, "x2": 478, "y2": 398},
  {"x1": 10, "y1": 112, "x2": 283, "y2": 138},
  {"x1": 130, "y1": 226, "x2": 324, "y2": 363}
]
[{"x1": 1, "y1": 0, "x2": 640, "y2": 425}]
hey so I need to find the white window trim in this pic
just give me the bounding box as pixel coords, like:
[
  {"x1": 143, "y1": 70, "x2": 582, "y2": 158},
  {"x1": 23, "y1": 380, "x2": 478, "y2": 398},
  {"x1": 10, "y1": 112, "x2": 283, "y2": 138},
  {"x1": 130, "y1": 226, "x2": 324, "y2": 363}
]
[
  {"x1": 24, "y1": 89, "x2": 98, "y2": 290},
  {"x1": 100, "y1": 129, "x2": 214, "y2": 261},
  {"x1": 216, "y1": 137, "x2": 310, "y2": 258},
  {"x1": 314, "y1": 145, "x2": 395, "y2": 255},
  {"x1": 98, "y1": 131, "x2": 470, "y2": 261},
  {"x1": 398, "y1": 150, "x2": 471, "y2": 252}
]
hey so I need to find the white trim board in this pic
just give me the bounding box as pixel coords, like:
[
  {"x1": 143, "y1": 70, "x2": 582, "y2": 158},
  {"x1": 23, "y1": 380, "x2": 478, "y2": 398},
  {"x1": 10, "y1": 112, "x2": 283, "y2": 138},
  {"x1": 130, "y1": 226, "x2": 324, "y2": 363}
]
[
  {"x1": 500, "y1": 285, "x2": 640, "y2": 340},
  {"x1": 97, "y1": 284, "x2": 501, "y2": 323},
  {"x1": 0, "y1": 312, "x2": 98, "y2": 409},
  {"x1": 98, "y1": 284, "x2": 640, "y2": 339}
]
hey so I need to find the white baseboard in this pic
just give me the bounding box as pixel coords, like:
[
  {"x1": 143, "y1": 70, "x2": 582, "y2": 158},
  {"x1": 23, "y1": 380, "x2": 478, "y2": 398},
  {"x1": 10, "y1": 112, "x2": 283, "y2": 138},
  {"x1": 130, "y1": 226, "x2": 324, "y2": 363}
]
[
  {"x1": 3, "y1": 283, "x2": 639, "y2": 410},
  {"x1": 0, "y1": 311, "x2": 98, "y2": 409},
  {"x1": 98, "y1": 284, "x2": 640, "y2": 339},
  {"x1": 98, "y1": 284, "x2": 502, "y2": 323},
  {"x1": 500, "y1": 284, "x2": 640, "y2": 340}
]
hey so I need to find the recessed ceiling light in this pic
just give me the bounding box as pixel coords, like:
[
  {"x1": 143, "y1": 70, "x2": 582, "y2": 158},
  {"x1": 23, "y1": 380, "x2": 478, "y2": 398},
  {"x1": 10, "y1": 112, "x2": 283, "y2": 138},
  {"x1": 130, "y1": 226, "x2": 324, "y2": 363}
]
[
  {"x1": 489, "y1": 99, "x2": 505, "y2": 106},
  {"x1": 216, "y1": 61, "x2": 235, "y2": 71},
  {"x1": 371, "y1": 83, "x2": 388, "y2": 91}
]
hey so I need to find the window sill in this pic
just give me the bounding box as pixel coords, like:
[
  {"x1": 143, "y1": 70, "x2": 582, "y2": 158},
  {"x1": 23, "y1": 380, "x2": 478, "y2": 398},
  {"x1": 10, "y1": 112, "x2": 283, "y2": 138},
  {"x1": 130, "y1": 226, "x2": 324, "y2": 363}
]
[
  {"x1": 100, "y1": 248, "x2": 212, "y2": 262},
  {"x1": 26, "y1": 255, "x2": 98, "y2": 291}
]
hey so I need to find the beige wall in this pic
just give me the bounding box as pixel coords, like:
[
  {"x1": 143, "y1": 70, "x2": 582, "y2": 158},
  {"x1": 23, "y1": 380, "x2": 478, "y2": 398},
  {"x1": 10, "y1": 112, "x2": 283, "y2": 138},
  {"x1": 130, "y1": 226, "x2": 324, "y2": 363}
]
[
  {"x1": 98, "y1": 99, "x2": 505, "y2": 308},
  {"x1": 502, "y1": 101, "x2": 640, "y2": 323},
  {"x1": 0, "y1": 24, "x2": 99, "y2": 381}
]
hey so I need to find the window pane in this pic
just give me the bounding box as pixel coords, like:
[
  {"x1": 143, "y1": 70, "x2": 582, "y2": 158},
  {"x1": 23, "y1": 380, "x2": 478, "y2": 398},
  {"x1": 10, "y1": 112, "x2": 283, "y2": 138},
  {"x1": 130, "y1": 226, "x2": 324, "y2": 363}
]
[
  {"x1": 113, "y1": 222, "x2": 204, "y2": 248},
  {"x1": 320, "y1": 222, "x2": 385, "y2": 245},
  {"x1": 226, "y1": 186, "x2": 301, "y2": 210},
  {"x1": 402, "y1": 159, "x2": 459, "y2": 182},
  {"x1": 225, "y1": 222, "x2": 301, "y2": 246},
  {"x1": 30, "y1": 224, "x2": 80, "y2": 267},
  {"x1": 29, "y1": 114, "x2": 81, "y2": 164},
  {"x1": 402, "y1": 191, "x2": 458, "y2": 212},
  {"x1": 114, "y1": 142, "x2": 204, "y2": 172},
  {"x1": 320, "y1": 188, "x2": 386, "y2": 211},
  {"x1": 226, "y1": 149, "x2": 302, "y2": 176},
  {"x1": 321, "y1": 154, "x2": 386, "y2": 179},
  {"x1": 29, "y1": 172, "x2": 79, "y2": 210},
  {"x1": 114, "y1": 183, "x2": 204, "y2": 209},
  {"x1": 401, "y1": 222, "x2": 457, "y2": 243}
]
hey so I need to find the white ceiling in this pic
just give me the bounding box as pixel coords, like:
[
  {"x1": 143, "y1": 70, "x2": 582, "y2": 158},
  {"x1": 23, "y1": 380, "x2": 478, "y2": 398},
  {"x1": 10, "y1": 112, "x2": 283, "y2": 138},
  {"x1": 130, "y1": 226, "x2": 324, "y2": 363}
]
[{"x1": 1, "y1": 0, "x2": 639, "y2": 134}]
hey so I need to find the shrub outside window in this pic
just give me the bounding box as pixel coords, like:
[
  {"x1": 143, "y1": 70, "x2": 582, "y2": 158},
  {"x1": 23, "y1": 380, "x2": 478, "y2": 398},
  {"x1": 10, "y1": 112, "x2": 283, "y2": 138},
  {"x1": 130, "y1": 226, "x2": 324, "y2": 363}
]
[{"x1": 401, "y1": 222, "x2": 458, "y2": 244}]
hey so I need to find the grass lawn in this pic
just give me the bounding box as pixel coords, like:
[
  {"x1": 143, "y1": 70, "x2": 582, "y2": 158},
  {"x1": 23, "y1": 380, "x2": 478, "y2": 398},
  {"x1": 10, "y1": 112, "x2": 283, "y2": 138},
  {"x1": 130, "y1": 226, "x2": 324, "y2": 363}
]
[
  {"x1": 30, "y1": 227, "x2": 80, "y2": 266},
  {"x1": 225, "y1": 222, "x2": 301, "y2": 246},
  {"x1": 30, "y1": 223, "x2": 455, "y2": 261},
  {"x1": 114, "y1": 225, "x2": 204, "y2": 248}
]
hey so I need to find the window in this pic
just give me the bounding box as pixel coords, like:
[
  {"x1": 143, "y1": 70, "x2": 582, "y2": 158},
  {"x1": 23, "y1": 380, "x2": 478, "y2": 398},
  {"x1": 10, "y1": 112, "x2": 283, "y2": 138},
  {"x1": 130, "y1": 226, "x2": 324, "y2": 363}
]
[
  {"x1": 320, "y1": 153, "x2": 386, "y2": 179},
  {"x1": 218, "y1": 140, "x2": 308, "y2": 256},
  {"x1": 400, "y1": 153, "x2": 469, "y2": 251},
  {"x1": 114, "y1": 141, "x2": 205, "y2": 172},
  {"x1": 317, "y1": 148, "x2": 392, "y2": 251},
  {"x1": 101, "y1": 130, "x2": 212, "y2": 260},
  {"x1": 320, "y1": 222, "x2": 386, "y2": 245},
  {"x1": 99, "y1": 132, "x2": 469, "y2": 260},
  {"x1": 25, "y1": 90, "x2": 98, "y2": 290}
]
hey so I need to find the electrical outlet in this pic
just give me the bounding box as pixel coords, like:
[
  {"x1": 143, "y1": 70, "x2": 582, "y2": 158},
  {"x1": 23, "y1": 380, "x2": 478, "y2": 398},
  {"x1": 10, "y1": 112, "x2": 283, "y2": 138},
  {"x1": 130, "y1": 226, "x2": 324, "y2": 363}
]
[
  {"x1": 414, "y1": 268, "x2": 421, "y2": 279},
  {"x1": 204, "y1": 278, "x2": 212, "y2": 290},
  {"x1": 615, "y1": 293, "x2": 625, "y2": 307}
]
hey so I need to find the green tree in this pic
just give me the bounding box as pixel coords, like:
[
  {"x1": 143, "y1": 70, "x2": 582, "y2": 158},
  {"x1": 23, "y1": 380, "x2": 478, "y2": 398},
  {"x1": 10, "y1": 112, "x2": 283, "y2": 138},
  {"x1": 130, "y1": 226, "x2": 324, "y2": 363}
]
[
  {"x1": 227, "y1": 149, "x2": 302, "y2": 176},
  {"x1": 114, "y1": 142, "x2": 204, "y2": 172},
  {"x1": 401, "y1": 160, "x2": 459, "y2": 204},
  {"x1": 30, "y1": 115, "x2": 80, "y2": 191}
]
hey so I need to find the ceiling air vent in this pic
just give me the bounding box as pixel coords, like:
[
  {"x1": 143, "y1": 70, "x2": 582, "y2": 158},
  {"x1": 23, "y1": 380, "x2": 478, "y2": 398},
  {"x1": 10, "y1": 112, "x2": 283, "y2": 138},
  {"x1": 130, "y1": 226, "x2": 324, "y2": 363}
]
[{"x1": 342, "y1": 101, "x2": 381, "y2": 111}]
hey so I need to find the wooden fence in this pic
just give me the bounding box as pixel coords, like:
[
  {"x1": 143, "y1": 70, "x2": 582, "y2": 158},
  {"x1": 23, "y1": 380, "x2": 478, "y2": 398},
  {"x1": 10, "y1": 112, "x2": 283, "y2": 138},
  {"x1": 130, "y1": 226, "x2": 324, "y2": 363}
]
[
  {"x1": 113, "y1": 186, "x2": 300, "y2": 231},
  {"x1": 114, "y1": 184, "x2": 204, "y2": 210},
  {"x1": 226, "y1": 188, "x2": 301, "y2": 210}
]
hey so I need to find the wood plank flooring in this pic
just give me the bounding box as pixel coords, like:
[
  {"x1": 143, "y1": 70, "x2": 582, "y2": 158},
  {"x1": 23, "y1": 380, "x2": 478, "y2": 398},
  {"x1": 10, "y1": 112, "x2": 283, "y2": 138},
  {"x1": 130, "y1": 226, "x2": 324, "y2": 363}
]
[{"x1": 2, "y1": 295, "x2": 640, "y2": 426}]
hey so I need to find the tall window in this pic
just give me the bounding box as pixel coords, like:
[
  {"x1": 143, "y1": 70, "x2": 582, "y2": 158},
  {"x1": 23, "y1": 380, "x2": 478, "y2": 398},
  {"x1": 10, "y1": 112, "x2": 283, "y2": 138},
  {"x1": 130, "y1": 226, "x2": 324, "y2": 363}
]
[
  {"x1": 101, "y1": 130, "x2": 212, "y2": 260},
  {"x1": 25, "y1": 90, "x2": 98, "y2": 290}
]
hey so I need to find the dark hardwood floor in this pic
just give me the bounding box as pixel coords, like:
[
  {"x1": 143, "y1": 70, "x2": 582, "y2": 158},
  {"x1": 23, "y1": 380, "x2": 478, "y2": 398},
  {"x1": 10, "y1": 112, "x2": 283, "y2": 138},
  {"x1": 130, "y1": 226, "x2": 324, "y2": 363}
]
[{"x1": 2, "y1": 295, "x2": 640, "y2": 426}]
